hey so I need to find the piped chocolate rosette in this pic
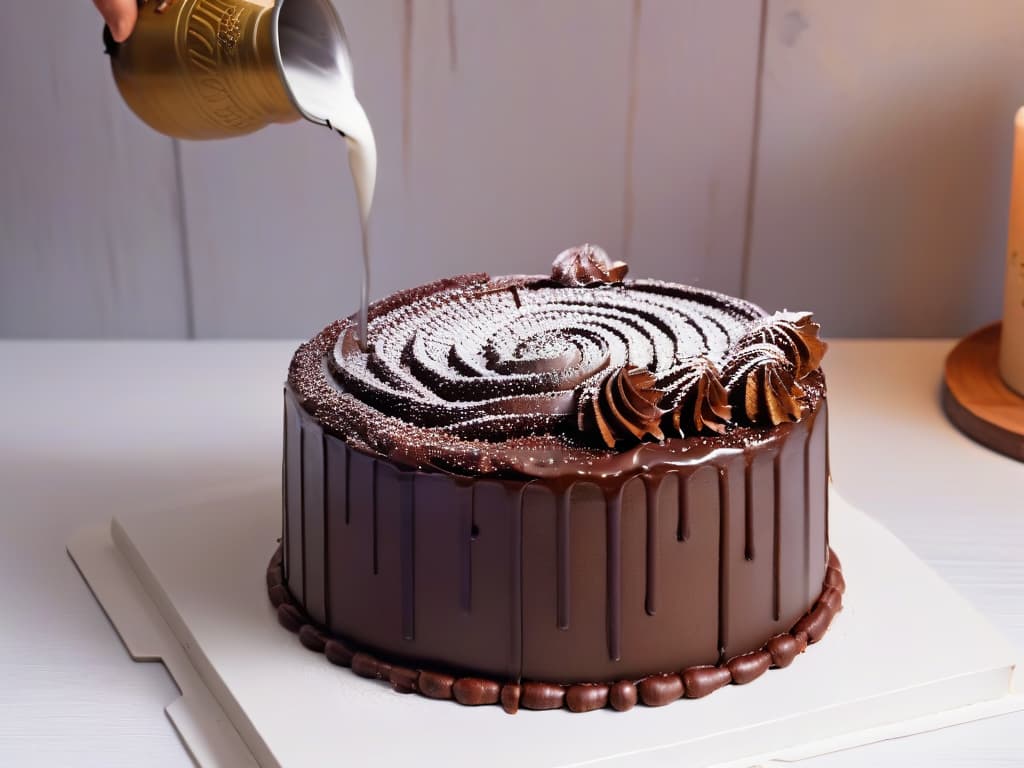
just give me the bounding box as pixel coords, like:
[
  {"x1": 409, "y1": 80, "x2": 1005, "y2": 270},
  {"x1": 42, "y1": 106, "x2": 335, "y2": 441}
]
[{"x1": 289, "y1": 245, "x2": 827, "y2": 478}]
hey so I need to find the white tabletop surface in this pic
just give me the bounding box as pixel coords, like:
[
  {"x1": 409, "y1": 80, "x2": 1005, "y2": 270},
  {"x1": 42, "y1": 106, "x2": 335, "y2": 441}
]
[{"x1": 0, "y1": 339, "x2": 1021, "y2": 767}]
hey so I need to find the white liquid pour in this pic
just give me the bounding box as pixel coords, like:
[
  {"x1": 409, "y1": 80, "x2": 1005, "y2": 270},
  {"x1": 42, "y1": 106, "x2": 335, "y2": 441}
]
[
  {"x1": 278, "y1": 6, "x2": 378, "y2": 350},
  {"x1": 339, "y1": 108, "x2": 376, "y2": 352}
]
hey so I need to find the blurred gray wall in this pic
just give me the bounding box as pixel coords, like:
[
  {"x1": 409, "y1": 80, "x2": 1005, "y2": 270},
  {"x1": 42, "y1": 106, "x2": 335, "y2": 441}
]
[{"x1": 0, "y1": 0, "x2": 1019, "y2": 339}]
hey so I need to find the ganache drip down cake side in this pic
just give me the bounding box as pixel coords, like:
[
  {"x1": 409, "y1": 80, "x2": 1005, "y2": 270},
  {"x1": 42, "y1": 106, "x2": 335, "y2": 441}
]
[{"x1": 269, "y1": 245, "x2": 844, "y2": 713}]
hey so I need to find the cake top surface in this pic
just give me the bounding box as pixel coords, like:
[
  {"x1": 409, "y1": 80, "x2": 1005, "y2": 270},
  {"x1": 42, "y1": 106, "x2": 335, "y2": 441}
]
[{"x1": 288, "y1": 246, "x2": 827, "y2": 480}]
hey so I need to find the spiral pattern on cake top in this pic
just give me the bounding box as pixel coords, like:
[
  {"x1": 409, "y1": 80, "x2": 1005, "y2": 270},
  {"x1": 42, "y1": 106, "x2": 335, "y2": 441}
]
[
  {"x1": 287, "y1": 247, "x2": 828, "y2": 476},
  {"x1": 328, "y1": 270, "x2": 764, "y2": 443}
]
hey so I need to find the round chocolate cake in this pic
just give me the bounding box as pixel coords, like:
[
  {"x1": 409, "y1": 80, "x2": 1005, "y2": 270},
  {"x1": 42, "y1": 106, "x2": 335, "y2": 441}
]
[{"x1": 268, "y1": 245, "x2": 844, "y2": 713}]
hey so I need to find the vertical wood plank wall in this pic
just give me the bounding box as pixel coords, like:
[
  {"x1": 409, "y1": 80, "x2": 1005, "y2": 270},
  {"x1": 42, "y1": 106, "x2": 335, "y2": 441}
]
[
  {"x1": 0, "y1": 1, "x2": 189, "y2": 338},
  {"x1": 746, "y1": 0, "x2": 1024, "y2": 337},
  {"x1": 0, "y1": 0, "x2": 1017, "y2": 338}
]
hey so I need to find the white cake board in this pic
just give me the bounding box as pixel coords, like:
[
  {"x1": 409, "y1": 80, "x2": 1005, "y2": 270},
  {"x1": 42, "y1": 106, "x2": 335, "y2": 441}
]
[{"x1": 67, "y1": 486, "x2": 1023, "y2": 768}]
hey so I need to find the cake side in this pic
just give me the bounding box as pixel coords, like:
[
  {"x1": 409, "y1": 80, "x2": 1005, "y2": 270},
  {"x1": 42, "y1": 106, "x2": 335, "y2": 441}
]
[{"x1": 282, "y1": 383, "x2": 828, "y2": 682}]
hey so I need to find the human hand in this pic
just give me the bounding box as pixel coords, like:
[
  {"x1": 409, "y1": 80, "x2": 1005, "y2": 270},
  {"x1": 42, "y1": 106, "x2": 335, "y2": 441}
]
[{"x1": 94, "y1": 0, "x2": 177, "y2": 43}]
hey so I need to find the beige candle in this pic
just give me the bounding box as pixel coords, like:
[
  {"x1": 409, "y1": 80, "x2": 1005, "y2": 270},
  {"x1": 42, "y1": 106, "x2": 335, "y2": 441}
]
[{"x1": 1000, "y1": 109, "x2": 1024, "y2": 396}]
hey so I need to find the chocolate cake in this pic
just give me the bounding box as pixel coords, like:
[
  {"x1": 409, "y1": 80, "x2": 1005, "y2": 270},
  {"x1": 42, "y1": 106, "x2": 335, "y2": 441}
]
[{"x1": 268, "y1": 245, "x2": 844, "y2": 713}]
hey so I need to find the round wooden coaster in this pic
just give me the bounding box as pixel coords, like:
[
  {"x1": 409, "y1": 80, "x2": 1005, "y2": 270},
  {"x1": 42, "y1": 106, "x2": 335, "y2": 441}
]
[{"x1": 942, "y1": 323, "x2": 1024, "y2": 462}]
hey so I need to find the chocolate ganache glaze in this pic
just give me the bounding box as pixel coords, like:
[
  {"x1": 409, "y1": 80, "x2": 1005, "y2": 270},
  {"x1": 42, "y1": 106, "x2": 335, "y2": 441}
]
[{"x1": 280, "y1": 248, "x2": 834, "y2": 711}]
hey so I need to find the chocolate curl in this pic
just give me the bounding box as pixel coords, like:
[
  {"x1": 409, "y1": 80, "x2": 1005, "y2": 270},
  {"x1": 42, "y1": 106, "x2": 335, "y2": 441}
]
[
  {"x1": 737, "y1": 311, "x2": 827, "y2": 380},
  {"x1": 657, "y1": 357, "x2": 732, "y2": 436},
  {"x1": 551, "y1": 244, "x2": 628, "y2": 287},
  {"x1": 578, "y1": 366, "x2": 666, "y2": 448},
  {"x1": 722, "y1": 343, "x2": 805, "y2": 426}
]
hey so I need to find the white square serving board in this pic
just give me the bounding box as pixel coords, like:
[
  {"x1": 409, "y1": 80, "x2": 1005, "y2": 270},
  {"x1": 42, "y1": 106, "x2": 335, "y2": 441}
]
[{"x1": 68, "y1": 485, "x2": 1023, "y2": 768}]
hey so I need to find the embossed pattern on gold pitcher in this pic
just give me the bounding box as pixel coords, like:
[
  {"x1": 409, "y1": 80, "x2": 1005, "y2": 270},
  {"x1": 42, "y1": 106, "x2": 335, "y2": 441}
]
[{"x1": 109, "y1": 0, "x2": 299, "y2": 139}]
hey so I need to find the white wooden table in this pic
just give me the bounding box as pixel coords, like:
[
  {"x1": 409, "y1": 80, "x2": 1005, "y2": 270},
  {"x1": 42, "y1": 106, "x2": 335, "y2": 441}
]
[{"x1": 0, "y1": 339, "x2": 1021, "y2": 767}]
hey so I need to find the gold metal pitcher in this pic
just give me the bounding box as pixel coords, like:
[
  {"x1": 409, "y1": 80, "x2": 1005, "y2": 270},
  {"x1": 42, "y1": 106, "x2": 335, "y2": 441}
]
[{"x1": 104, "y1": 0, "x2": 354, "y2": 140}]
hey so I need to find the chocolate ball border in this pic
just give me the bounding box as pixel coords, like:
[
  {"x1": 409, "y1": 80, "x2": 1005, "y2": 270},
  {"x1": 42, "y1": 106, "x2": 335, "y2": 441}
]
[{"x1": 267, "y1": 546, "x2": 844, "y2": 713}]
